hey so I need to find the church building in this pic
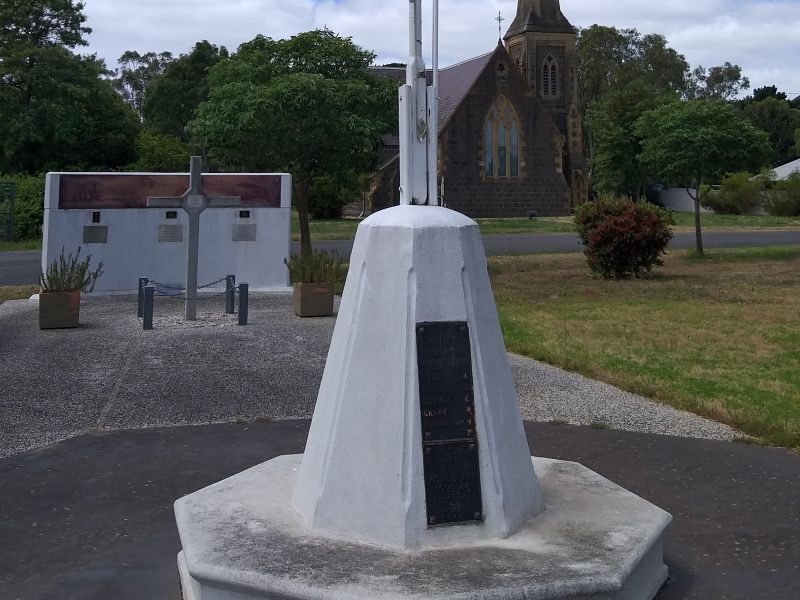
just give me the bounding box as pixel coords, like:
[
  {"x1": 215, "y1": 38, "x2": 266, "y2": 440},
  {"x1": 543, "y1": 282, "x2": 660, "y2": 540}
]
[{"x1": 367, "y1": 0, "x2": 587, "y2": 218}]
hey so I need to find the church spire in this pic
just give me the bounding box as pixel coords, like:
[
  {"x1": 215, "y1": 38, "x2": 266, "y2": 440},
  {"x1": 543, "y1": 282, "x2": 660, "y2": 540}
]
[{"x1": 504, "y1": 0, "x2": 575, "y2": 39}]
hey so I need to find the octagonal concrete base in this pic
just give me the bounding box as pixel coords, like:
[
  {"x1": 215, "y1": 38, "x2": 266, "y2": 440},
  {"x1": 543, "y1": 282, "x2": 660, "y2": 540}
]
[{"x1": 175, "y1": 455, "x2": 671, "y2": 600}]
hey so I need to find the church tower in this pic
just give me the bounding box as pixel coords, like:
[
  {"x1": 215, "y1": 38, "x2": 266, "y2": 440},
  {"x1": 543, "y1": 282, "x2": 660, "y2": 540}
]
[{"x1": 505, "y1": 0, "x2": 587, "y2": 207}]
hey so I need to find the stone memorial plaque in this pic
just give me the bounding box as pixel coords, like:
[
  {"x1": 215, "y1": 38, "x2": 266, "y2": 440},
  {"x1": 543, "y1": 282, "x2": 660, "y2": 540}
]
[
  {"x1": 159, "y1": 224, "x2": 183, "y2": 243},
  {"x1": 233, "y1": 223, "x2": 257, "y2": 242},
  {"x1": 416, "y1": 321, "x2": 483, "y2": 526},
  {"x1": 82, "y1": 225, "x2": 108, "y2": 244}
]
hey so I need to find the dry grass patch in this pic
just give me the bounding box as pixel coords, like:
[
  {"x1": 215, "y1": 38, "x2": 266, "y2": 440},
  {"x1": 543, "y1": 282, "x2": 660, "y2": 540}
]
[
  {"x1": 490, "y1": 247, "x2": 800, "y2": 448},
  {"x1": 0, "y1": 285, "x2": 38, "y2": 305}
]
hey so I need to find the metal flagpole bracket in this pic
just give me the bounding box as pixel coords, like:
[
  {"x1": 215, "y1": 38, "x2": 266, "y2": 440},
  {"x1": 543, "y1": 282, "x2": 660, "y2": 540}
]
[{"x1": 399, "y1": 0, "x2": 440, "y2": 207}]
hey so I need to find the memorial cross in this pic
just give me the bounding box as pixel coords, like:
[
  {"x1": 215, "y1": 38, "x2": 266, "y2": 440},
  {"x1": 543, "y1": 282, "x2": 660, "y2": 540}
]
[{"x1": 147, "y1": 156, "x2": 241, "y2": 321}]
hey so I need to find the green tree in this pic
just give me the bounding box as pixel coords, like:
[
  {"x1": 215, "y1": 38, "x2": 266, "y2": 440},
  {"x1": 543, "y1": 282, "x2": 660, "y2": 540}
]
[
  {"x1": 749, "y1": 85, "x2": 787, "y2": 104},
  {"x1": 741, "y1": 97, "x2": 800, "y2": 166},
  {"x1": 636, "y1": 100, "x2": 771, "y2": 255},
  {"x1": 130, "y1": 130, "x2": 189, "y2": 172},
  {"x1": 576, "y1": 26, "x2": 688, "y2": 193},
  {"x1": 685, "y1": 63, "x2": 750, "y2": 100},
  {"x1": 189, "y1": 29, "x2": 396, "y2": 256},
  {"x1": 0, "y1": 0, "x2": 138, "y2": 172},
  {"x1": 111, "y1": 50, "x2": 173, "y2": 119},
  {"x1": 577, "y1": 26, "x2": 688, "y2": 112},
  {"x1": 586, "y1": 80, "x2": 674, "y2": 197},
  {"x1": 142, "y1": 41, "x2": 228, "y2": 140}
]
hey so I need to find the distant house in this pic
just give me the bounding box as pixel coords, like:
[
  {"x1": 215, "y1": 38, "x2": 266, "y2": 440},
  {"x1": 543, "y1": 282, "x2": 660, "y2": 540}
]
[
  {"x1": 772, "y1": 157, "x2": 800, "y2": 181},
  {"x1": 365, "y1": 0, "x2": 587, "y2": 219}
]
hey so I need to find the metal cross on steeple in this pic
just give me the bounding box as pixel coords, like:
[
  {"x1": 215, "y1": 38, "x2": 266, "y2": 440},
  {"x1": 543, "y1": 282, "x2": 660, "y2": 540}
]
[{"x1": 495, "y1": 11, "x2": 505, "y2": 43}]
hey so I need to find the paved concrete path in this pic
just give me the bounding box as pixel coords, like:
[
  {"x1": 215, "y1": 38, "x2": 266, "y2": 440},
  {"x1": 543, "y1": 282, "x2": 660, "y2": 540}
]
[
  {"x1": 0, "y1": 420, "x2": 797, "y2": 600},
  {"x1": 3, "y1": 229, "x2": 800, "y2": 285},
  {"x1": 0, "y1": 294, "x2": 736, "y2": 459}
]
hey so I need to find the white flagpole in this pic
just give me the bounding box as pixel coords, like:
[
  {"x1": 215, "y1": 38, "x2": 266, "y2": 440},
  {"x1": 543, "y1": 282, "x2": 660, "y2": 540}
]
[{"x1": 427, "y1": 0, "x2": 440, "y2": 206}]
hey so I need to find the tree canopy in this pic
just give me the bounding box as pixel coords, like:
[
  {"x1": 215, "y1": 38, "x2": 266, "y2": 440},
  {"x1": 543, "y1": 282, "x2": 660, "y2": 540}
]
[
  {"x1": 577, "y1": 26, "x2": 689, "y2": 112},
  {"x1": 189, "y1": 29, "x2": 397, "y2": 255},
  {"x1": 741, "y1": 96, "x2": 800, "y2": 166},
  {"x1": 111, "y1": 50, "x2": 173, "y2": 120},
  {"x1": 142, "y1": 41, "x2": 228, "y2": 140},
  {"x1": 636, "y1": 99, "x2": 771, "y2": 253},
  {"x1": 0, "y1": 0, "x2": 138, "y2": 173}
]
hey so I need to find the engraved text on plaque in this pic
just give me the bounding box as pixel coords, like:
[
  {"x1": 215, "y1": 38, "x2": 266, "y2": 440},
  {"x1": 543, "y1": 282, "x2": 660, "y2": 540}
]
[{"x1": 416, "y1": 322, "x2": 483, "y2": 526}]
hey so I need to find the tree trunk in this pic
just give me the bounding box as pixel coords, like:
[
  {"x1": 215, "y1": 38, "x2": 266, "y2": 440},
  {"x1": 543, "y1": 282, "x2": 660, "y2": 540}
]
[
  {"x1": 295, "y1": 179, "x2": 313, "y2": 258},
  {"x1": 690, "y1": 178, "x2": 704, "y2": 256}
]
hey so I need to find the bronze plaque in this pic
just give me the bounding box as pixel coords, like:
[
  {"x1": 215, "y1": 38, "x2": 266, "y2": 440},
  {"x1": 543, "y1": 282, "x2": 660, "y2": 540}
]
[
  {"x1": 59, "y1": 174, "x2": 282, "y2": 209},
  {"x1": 82, "y1": 225, "x2": 108, "y2": 244},
  {"x1": 416, "y1": 321, "x2": 483, "y2": 526}
]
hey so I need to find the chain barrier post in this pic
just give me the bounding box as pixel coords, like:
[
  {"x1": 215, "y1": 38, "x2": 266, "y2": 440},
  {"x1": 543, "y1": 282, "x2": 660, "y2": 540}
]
[
  {"x1": 237, "y1": 283, "x2": 249, "y2": 326},
  {"x1": 138, "y1": 277, "x2": 149, "y2": 318},
  {"x1": 225, "y1": 275, "x2": 236, "y2": 314},
  {"x1": 143, "y1": 285, "x2": 155, "y2": 331}
]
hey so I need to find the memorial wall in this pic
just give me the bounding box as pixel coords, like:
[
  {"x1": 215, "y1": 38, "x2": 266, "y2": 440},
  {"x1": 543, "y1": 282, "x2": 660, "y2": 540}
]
[{"x1": 42, "y1": 172, "x2": 292, "y2": 294}]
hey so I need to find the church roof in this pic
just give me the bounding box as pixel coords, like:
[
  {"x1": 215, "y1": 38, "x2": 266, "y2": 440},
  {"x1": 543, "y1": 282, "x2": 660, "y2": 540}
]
[
  {"x1": 504, "y1": 0, "x2": 576, "y2": 38},
  {"x1": 438, "y1": 52, "x2": 494, "y2": 131},
  {"x1": 370, "y1": 51, "x2": 493, "y2": 135}
]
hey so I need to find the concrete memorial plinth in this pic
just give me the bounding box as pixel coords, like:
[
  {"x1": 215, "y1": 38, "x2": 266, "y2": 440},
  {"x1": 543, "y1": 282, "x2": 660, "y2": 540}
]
[{"x1": 175, "y1": 206, "x2": 671, "y2": 600}]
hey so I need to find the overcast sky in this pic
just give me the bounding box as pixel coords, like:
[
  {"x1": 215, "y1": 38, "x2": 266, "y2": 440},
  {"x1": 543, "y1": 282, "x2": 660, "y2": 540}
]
[{"x1": 84, "y1": 0, "x2": 800, "y2": 97}]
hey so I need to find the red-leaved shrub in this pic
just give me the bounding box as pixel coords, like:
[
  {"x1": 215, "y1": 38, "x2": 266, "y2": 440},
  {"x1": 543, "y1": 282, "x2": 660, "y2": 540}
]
[{"x1": 575, "y1": 197, "x2": 674, "y2": 279}]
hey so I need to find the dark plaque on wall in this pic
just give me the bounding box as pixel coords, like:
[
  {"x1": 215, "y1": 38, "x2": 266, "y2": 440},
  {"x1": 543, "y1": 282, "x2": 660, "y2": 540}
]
[
  {"x1": 82, "y1": 225, "x2": 108, "y2": 244},
  {"x1": 416, "y1": 321, "x2": 483, "y2": 526}
]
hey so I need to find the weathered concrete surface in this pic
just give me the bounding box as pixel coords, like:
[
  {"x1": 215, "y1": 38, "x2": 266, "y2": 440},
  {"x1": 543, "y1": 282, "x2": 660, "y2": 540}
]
[
  {"x1": 176, "y1": 455, "x2": 669, "y2": 600},
  {"x1": 294, "y1": 206, "x2": 542, "y2": 549},
  {"x1": 0, "y1": 295, "x2": 739, "y2": 459},
  {"x1": 3, "y1": 421, "x2": 796, "y2": 600},
  {"x1": 0, "y1": 295, "x2": 334, "y2": 458}
]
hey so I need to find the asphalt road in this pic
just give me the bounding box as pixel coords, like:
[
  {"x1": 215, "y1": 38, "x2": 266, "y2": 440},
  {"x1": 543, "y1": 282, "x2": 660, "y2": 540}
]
[
  {"x1": 1, "y1": 420, "x2": 798, "y2": 600},
  {"x1": 3, "y1": 229, "x2": 800, "y2": 286}
]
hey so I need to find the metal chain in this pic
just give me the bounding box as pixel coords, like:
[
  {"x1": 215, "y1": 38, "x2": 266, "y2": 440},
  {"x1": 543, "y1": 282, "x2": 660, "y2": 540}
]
[{"x1": 198, "y1": 276, "x2": 227, "y2": 290}]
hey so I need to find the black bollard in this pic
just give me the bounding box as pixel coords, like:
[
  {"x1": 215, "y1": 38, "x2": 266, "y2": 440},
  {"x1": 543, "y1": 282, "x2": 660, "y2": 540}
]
[
  {"x1": 225, "y1": 275, "x2": 236, "y2": 314},
  {"x1": 238, "y1": 283, "x2": 249, "y2": 326},
  {"x1": 143, "y1": 285, "x2": 154, "y2": 331},
  {"x1": 138, "y1": 277, "x2": 148, "y2": 318}
]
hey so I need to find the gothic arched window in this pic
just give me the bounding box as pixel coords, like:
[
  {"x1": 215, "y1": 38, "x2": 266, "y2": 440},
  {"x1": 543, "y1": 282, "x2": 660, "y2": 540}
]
[
  {"x1": 483, "y1": 95, "x2": 522, "y2": 179},
  {"x1": 542, "y1": 55, "x2": 558, "y2": 97}
]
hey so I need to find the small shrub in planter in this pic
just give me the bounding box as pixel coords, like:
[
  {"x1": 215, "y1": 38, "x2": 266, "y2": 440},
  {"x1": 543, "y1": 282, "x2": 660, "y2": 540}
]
[
  {"x1": 39, "y1": 247, "x2": 104, "y2": 329},
  {"x1": 701, "y1": 172, "x2": 766, "y2": 215},
  {"x1": 575, "y1": 196, "x2": 674, "y2": 279},
  {"x1": 285, "y1": 251, "x2": 344, "y2": 317}
]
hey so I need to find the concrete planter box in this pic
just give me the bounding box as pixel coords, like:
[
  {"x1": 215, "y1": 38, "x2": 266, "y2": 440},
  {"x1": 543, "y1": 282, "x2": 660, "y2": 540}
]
[
  {"x1": 39, "y1": 291, "x2": 81, "y2": 330},
  {"x1": 293, "y1": 282, "x2": 333, "y2": 318}
]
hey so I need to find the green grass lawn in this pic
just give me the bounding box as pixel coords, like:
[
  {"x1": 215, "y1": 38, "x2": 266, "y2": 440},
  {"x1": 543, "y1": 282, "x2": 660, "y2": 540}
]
[
  {"x1": 0, "y1": 239, "x2": 41, "y2": 251},
  {"x1": 490, "y1": 246, "x2": 800, "y2": 448},
  {"x1": 670, "y1": 213, "x2": 800, "y2": 230},
  {"x1": 290, "y1": 211, "x2": 800, "y2": 241}
]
